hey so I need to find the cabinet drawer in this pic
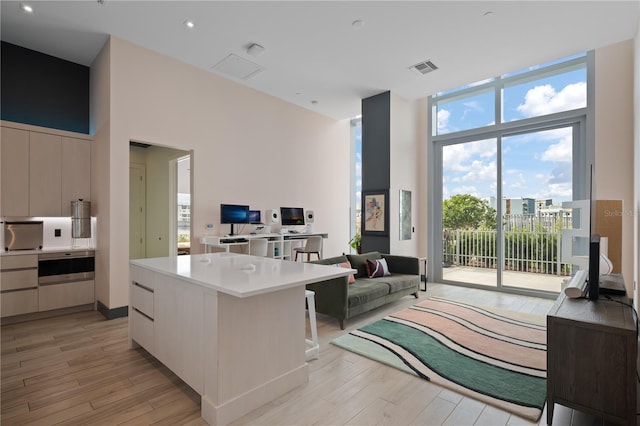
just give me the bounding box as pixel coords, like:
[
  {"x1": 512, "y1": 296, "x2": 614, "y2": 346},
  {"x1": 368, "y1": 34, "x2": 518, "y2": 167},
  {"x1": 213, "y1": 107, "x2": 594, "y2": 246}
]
[
  {"x1": 38, "y1": 280, "x2": 94, "y2": 311},
  {"x1": 1, "y1": 289, "x2": 38, "y2": 317},
  {"x1": 1, "y1": 255, "x2": 38, "y2": 270},
  {"x1": 132, "y1": 282, "x2": 154, "y2": 319},
  {"x1": 131, "y1": 309, "x2": 154, "y2": 353},
  {"x1": 1, "y1": 269, "x2": 38, "y2": 291}
]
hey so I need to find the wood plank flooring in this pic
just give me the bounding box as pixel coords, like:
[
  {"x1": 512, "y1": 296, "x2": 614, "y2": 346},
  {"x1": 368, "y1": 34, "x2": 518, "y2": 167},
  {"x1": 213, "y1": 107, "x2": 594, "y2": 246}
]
[{"x1": 0, "y1": 283, "x2": 629, "y2": 425}]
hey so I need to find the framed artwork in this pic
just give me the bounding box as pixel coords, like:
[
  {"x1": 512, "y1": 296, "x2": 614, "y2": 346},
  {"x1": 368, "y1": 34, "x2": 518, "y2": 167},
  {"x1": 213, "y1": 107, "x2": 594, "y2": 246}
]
[
  {"x1": 363, "y1": 190, "x2": 388, "y2": 236},
  {"x1": 399, "y1": 189, "x2": 412, "y2": 240}
]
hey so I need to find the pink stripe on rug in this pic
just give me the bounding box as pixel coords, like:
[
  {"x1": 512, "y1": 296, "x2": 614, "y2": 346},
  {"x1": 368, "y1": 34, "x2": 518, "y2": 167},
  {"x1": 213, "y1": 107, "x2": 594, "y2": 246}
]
[
  {"x1": 391, "y1": 305, "x2": 546, "y2": 371},
  {"x1": 415, "y1": 299, "x2": 546, "y2": 344}
]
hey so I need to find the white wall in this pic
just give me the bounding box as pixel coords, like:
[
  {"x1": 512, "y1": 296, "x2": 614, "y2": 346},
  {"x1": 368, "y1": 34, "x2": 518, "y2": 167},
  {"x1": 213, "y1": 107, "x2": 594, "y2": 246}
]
[
  {"x1": 390, "y1": 93, "x2": 419, "y2": 256},
  {"x1": 92, "y1": 37, "x2": 350, "y2": 309},
  {"x1": 594, "y1": 39, "x2": 635, "y2": 293}
]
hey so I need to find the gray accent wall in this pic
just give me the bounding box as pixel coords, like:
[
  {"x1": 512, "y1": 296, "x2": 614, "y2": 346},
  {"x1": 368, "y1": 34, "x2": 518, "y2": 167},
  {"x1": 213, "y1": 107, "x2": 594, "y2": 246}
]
[{"x1": 361, "y1": 91, "x2": 390, "y2": 254}]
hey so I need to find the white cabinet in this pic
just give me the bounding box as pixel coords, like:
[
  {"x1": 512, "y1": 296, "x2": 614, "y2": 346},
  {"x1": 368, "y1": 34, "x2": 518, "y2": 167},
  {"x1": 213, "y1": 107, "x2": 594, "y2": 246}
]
[
  {"x1": 0, "y1": 254, "x2": 38, "y2": 317},
  {"x1": 61, "y1": 136, "x2": 91, "y2": 212},
  {"x1": 153, "y1": 274, "x2": 203, "y2": 393},
  {"x1": 30, "y1": 131, "x2": 62, "y2": 216},
  {"x1": 38, "y1": 280, "x2": 94, "y2": 311},
  {"x1": 129, "y1": 267, "x2": 204, "y2": 394},
  {"x1": 0, "y1": 123, "x2": 92, "y2": 217},
  {"x1": 1, "y1": 127, "x2": 30, "y2": 217},
  {"x1": 130, "y1": 279, "x2": 155, "y2": 354}
]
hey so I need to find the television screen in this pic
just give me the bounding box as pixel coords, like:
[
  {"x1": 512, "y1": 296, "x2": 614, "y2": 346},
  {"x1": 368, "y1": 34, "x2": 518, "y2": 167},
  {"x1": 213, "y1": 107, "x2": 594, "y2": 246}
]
[
  {"x1": 248, "y1": 210, "x2": 262, "y2": 224},
  {"x1": 280, "y1": 207, "x2": 305, "y2": 226},
  {"x1": 220, "y1": 204, "x2": 249, "y2": 224}
]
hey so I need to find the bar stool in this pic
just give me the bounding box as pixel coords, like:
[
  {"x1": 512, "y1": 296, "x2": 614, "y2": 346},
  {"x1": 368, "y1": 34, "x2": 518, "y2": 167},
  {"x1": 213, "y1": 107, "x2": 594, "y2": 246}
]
[{"x1": 305, "y1": 289, "x2": 319, "y2": 361}]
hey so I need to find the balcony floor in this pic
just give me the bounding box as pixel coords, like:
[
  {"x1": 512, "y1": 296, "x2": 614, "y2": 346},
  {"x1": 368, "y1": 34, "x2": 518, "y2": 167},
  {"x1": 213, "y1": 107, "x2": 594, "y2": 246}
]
[{"x1": 442, "y1": 265, "x2": 565, "y2": 293}]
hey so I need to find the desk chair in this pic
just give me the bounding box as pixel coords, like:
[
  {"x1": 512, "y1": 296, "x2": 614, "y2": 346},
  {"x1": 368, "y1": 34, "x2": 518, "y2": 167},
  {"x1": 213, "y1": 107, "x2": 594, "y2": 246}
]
[
  {"x1": 248, "y1": 238, "x2": 268, "y2": 257},
  {"x1": 294, "y1": 236, "x2": 322, "y2": 262}
]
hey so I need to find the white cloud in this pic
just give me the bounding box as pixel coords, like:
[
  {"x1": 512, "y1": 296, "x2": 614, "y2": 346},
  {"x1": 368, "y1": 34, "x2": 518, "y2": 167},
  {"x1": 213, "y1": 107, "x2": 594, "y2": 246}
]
[
  {"x1": 461, "y1": 160, "x2": 496, "y2": 183},
  {"x1": 437, "y1": 108, "x2": 451, "y2": 134},
  {"x1": 443, "y1": 139, "x2": 496, "y2": 172},
  {"x1": 517, "y1": 82, "x2": 586, "y2": 117},
  {"x1": 541, "y1": 136, "x2": 572, "y2": 163}
]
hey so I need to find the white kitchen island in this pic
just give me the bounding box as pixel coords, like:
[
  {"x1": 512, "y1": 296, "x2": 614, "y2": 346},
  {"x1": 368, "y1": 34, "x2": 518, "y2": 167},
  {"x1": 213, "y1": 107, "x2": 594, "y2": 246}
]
[{"x1": 129, "y1": 252, "x2": 353, "y2": 426}]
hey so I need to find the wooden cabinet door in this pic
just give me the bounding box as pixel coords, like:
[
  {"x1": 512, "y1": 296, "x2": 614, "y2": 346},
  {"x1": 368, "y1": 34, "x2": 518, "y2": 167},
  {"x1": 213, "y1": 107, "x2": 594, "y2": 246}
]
[
  {"x1": 1, "y1": 127, "x2": 30, "y2": 216},
  {"x1": 29, "y1": 132, "x2": 62, "y2": 216},
  {"x1": 61, "y1": 137, "x2": 91, "y2": 212}
]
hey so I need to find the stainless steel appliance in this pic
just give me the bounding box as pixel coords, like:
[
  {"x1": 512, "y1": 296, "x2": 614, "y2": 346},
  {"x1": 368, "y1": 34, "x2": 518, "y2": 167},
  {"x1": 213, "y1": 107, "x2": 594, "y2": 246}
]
[
  {"x1": 3, "y1": 221, "x2": 43, "y2": 251},
  {"x1": 71, "y1": 199, "x2": 91, "y2": 238},
  {"x1": 38, "y1": 250, "x2": 95, "y2": 286}
]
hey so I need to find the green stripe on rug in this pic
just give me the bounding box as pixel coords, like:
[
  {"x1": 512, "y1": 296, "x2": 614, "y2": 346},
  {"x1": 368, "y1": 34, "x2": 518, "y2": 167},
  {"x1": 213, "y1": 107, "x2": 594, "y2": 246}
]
[
  {"x1": 332, "y1": 333, "x2": 416, "y2": 376},
  {"x1": 360, "y1": 319, "x2": 546, "y2": 409}
]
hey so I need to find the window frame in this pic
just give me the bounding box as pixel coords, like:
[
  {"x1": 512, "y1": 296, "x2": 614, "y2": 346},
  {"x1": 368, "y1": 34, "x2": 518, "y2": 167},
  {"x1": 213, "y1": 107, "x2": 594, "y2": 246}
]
[{"x1": 427, "y1": 51, "x2": 595, "y2": 297}]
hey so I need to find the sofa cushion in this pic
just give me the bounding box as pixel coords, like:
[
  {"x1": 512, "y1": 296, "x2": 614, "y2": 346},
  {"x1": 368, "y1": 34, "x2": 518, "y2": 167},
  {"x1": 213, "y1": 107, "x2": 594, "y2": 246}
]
[
  {"x1": 375, "y1": 274, "x2": 419, "y2": 294},
  {"x1": 347, "y1": 279, "x2": 390, "y2": 308},
  {"x1": 366, "y1": 258, "x2": 390, "y2": 278},
  {"x1": 347, "y1": 252, "x2": 382, "y2": 278}
]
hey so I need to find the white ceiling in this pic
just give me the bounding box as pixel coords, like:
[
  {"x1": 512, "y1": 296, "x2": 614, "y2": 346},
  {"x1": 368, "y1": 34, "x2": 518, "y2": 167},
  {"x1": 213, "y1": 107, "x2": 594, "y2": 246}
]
[{"x1": 1, "y1": 1, "x2": 639, "y2": 120}]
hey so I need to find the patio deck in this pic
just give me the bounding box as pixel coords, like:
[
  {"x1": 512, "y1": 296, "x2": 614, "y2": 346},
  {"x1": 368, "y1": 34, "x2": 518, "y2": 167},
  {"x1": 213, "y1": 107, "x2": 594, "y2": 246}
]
[{"x1": 442, "y1": 265, "x2": 565, "y2": 293}]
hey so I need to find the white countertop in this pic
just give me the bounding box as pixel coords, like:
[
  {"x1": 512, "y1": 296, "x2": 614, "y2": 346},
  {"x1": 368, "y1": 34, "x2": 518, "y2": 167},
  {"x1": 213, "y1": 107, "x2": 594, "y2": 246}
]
[{"x1": 130, "y1": 252, "x2": 353, "y2": 298}]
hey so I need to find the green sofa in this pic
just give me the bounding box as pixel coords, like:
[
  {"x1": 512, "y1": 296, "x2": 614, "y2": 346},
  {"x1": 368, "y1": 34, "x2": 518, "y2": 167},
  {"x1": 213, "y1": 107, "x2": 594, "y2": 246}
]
[{"x1": 308, "y1": 251, "x2": 420, "y2": 329}]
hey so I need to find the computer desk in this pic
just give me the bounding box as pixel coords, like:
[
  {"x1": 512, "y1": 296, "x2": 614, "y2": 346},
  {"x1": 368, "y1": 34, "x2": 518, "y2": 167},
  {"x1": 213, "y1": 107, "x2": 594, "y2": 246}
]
[{"x1": 199, "y1": 232, "x2": 328, "y2": 260}]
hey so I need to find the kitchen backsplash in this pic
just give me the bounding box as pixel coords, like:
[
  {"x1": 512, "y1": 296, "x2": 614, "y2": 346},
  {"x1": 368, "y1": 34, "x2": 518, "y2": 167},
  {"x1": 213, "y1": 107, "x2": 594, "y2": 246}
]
[{"x1": 1, "y1": 217, "x2": 96, "y2": 250}]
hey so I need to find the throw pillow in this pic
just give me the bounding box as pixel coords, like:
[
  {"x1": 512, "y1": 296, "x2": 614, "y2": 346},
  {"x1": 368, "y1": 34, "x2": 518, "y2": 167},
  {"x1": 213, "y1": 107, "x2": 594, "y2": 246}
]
[
  {"x1": 334, "y1": 261, "x2": 356, "y2": 284},
  {"x1": 347, "y1": 252, "x2": 382, "y2": 278},
  {"x1": 366, "y1": 258, "x2": 390, "y2": 278}
]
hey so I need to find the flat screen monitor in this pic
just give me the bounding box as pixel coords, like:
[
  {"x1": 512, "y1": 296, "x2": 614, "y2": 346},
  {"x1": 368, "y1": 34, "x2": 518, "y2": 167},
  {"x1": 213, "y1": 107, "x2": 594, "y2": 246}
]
[
  {"x1": 248, "y1": 210, "x2": 262, "y2": 224},
  {"x1": 280, "y1": 207, "x2": 305, "y2": 226},
  {"x1": 220, "y1": 204, "x2": 249, "y2": 224}
]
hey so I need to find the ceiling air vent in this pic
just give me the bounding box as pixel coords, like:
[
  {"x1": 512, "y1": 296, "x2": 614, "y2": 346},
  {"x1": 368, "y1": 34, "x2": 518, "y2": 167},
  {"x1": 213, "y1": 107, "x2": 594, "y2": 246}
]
[
  {"x1": 410, "y1": 59, "x2": 438, "y2": 75},
  {"x1": 212, "y1": 53, "x2": 264, "y2": 80}
]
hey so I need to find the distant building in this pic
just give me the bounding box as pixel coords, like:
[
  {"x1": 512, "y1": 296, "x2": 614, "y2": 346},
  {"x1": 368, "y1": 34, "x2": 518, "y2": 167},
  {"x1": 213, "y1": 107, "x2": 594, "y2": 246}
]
[{"x1": 504, "y1": 198, "x2": 536, "y2": 215}]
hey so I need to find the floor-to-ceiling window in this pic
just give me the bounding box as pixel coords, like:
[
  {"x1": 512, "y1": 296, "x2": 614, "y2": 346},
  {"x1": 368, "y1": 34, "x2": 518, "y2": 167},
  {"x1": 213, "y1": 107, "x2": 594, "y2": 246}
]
[
  {"x1": 429, "y1": 53, "x2": 592, "y2": 296},
  {"x1": 350, "y1": 116, "x2": 362, "y2": 253}
]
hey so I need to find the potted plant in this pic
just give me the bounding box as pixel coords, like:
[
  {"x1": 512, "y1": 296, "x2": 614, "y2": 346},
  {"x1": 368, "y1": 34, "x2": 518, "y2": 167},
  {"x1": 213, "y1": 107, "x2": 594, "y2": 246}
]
[{"x1": 349, "y1": 233, "x2": 362, "y2": 254}]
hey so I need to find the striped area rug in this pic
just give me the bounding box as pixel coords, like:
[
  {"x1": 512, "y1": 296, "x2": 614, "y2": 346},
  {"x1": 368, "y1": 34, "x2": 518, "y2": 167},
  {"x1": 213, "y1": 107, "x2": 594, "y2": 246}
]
[{"x1": 331, "y1": 297, "x2": 547, "y2": 421}]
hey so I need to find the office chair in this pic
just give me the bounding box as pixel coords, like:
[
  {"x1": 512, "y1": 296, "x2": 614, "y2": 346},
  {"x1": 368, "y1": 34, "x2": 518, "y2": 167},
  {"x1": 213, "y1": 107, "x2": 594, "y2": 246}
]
[
  {"x1": 248, "y1": 238, "x2": 268, "y2": 257},
  {"x1": 293, "y1": 236, "x2": 322, "y2": 262}
]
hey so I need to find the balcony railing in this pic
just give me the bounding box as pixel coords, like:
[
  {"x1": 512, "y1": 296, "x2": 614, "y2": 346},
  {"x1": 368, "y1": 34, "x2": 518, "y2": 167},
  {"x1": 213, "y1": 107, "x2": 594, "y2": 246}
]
[{"x1": 443, "y1": 227, "x2": 572, "y2": 276}]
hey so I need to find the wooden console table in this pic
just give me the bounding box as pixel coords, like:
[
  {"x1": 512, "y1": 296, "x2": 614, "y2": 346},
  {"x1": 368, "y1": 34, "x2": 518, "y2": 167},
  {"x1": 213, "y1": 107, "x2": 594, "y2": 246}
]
[{"x1": 547, "y1": 290, "x2": 637, "y2": 425}]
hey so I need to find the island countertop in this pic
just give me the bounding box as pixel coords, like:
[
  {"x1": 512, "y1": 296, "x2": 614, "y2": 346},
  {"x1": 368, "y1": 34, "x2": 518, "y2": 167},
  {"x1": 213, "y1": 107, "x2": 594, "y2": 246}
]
[{"x1": 130, "y1": 252, "x2": 354, "y2": 298}]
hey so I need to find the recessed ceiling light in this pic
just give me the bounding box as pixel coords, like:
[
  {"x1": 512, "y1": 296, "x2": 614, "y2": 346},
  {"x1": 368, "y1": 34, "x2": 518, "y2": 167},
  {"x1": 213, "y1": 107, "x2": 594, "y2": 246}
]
[
  {"x1": 20, "y1": 3, "x2": 34, "y2": 13},
  {"x1": 184, "y1": 20, "x2": 195, "y2": 29},
  {"x1": 352, "y1": 19, "x2": 365, "y2": 28}
]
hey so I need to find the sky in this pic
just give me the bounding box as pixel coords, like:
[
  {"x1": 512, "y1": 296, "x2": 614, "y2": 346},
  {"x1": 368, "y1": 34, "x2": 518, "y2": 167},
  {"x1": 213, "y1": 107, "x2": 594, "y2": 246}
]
[{"x1": 439, "y1": 59, "x2": 586, "y2": 206}]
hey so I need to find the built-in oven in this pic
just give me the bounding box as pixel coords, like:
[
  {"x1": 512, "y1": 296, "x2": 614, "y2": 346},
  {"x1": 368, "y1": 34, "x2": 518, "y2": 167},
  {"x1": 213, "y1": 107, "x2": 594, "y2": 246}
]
[{"x1": 38, "y1": 251, "x2": 95, "y2": 286}]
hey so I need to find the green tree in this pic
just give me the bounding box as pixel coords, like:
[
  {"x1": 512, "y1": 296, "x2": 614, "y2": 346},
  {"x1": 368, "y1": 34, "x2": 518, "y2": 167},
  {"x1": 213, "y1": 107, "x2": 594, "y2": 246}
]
[{"x1": 443, "y1": 194, "x2": 496, "y2": 230}]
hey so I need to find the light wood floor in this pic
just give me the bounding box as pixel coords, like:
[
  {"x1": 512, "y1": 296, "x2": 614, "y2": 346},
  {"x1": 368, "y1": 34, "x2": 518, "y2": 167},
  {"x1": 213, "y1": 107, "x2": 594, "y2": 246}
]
[{"x1": 0, "y1": 283, "x2": 628, "y2": 425}]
